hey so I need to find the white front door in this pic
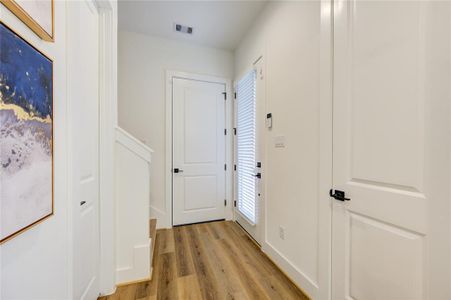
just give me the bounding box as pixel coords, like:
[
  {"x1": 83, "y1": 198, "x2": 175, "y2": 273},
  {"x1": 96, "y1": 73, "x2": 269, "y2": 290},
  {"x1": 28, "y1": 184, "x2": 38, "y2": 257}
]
[
  {"x1": 172, "y1": 77, "x2": 226, "y2": 226},
  {"x1": 332, "y1": 1, "x2": 451, "y2": 299},
  {"x1": 68, "y1": 1, "x2": 100, "y2": 299},
  {"x1": 234, "y1": 59, "x2": 265, "y2": 244}
]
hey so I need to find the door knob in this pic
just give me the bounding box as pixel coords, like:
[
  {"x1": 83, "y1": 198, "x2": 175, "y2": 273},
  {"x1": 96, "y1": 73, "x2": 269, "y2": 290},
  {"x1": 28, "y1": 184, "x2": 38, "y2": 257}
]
[{"x1": 173, "y1": 168, "x2": 184, "y2": 173}]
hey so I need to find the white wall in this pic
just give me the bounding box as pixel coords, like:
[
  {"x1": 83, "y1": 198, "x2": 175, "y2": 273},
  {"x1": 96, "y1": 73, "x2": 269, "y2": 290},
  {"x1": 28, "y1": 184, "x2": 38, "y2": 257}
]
[
  {"x1": 235, "y1": 2, "x2": 325, "y2": 298},
  {"x1": 118, "y1": 31, "x2": 234, "y2": 228},
  {"x1": 0, "y1": 2, "x2": 70, "y2": 299}
]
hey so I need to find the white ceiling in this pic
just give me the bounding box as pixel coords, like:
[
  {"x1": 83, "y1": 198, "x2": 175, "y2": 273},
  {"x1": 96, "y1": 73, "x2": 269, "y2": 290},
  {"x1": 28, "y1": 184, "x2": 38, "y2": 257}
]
[{"x1": 118, "y1": 0, "x2": 267, "y2": 51}]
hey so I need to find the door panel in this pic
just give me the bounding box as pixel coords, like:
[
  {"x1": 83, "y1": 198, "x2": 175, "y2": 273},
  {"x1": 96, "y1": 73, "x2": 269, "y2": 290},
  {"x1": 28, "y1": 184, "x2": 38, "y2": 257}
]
[
  {"x1": 348, "y1": 213, "x2": 423, "y2": 300},
  {"x1": 172, "y1": 78, "x2": 226, "y2": 226},
  {"x1": 68, "y1": 1, "x2": 100, "y2": 299},
  {"x1": 332, "y1": 1, "x2": 451, "y2": 299},
  {"x1": 183, "y1": 88, "x2": 218, "y2": 163},
  {"x1": 184, "y1": 176, "x2": 217, "y2": 210},
  {"x1": 348, "y1": 1, "x2": 424, "y2": 191}
]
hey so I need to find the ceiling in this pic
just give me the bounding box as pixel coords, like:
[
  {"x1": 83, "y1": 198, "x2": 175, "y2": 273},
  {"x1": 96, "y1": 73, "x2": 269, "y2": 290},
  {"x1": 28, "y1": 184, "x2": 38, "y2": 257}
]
[{"x1": 118, "y1": 0, "x2": 267, "y2": 51}]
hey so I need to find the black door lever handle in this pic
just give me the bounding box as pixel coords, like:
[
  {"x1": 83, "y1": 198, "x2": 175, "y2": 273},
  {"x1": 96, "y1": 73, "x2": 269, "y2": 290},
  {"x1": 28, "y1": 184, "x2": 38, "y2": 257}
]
[{"x1": 329, "y1": 189, "x2": 350, "y2": 201}]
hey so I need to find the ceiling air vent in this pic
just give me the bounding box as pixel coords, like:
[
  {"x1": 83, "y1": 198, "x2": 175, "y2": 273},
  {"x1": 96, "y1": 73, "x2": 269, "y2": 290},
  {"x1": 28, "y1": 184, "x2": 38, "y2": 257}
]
[{"x1": 174, "y1": 23, "x2": 193, "y2": 35}]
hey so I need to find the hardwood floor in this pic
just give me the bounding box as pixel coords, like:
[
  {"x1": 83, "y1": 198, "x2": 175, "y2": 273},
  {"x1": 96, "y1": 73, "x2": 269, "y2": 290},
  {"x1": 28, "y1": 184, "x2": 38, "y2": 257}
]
[{"x1": 100, "y1": 221, "x2": 309, "y2": 300}]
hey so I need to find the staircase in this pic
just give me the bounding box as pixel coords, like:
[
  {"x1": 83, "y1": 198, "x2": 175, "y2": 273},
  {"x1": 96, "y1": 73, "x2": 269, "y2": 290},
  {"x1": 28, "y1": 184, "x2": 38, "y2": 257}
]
[{"x1": 114, "y1": 127, "x2": 156, "y2": 285}]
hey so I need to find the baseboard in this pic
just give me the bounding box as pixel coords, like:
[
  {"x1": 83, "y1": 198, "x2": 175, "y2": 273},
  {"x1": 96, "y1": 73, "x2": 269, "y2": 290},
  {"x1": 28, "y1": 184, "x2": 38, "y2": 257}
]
[
  {"x1": 99, "y1": 286, "x2": 117, "y2": 297},
  {"x1": 150, "y1": 205, "x2": 170, "y2": 228},
  {"x1": 116, "y1": 276, "x2": 151, "y2": 287},
  {"x1": 262, "y1": 241, "x2": 318, "y2": 299}
]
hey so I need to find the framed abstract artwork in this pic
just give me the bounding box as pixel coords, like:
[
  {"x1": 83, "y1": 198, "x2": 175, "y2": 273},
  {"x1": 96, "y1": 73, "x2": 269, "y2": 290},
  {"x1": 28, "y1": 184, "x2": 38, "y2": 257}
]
[
  {"x1": 0, "y1": 0, "x2": 54, "y2": 42},
  {"x1": 0, "y1": 21, "x2": 54, "y2": 244}
]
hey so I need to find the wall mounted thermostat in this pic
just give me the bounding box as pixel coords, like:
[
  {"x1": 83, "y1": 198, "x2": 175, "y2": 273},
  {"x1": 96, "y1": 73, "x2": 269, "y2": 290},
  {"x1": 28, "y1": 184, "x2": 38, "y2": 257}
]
[{"x1": 266, "y1": 113, "x2": 272, "y2": 128}]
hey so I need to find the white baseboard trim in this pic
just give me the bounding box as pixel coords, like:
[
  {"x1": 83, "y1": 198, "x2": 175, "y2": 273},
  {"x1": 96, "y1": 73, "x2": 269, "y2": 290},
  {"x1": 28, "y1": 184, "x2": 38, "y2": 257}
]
[
  {"x1": 262, "y1": 241, "x2": 318, "y2": 299},
  {"x1": 150, "y1": 205, "x2": 170, "y2": 228},
  {"x1": 99, "y1": 286, "x2": 117, "y2": 298},
  {"x1": 116, "y1": 241, "x2": 151, "y2": 284}
]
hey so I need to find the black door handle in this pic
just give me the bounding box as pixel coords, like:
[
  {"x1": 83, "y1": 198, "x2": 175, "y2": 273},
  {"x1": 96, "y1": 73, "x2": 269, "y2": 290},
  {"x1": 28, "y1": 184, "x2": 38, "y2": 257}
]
[
  {"x1": 253, "y1": 173, "x2": 261, "y2": 179},
  {"x1": 80, "y1": 201, "x2": 86, "y2": 206},
  {"x1": 173, "y1": 168, "x2": 184, "y2": 173},
  {"x1": 329, "y1": 189, "x2": 350, "y2": 201}
]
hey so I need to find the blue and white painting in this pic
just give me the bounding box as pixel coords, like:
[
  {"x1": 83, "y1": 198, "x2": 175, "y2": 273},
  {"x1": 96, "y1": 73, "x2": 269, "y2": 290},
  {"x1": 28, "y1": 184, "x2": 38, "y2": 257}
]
[{"x1": 0, "y1": 22, "x2": 53, "y2": 243}]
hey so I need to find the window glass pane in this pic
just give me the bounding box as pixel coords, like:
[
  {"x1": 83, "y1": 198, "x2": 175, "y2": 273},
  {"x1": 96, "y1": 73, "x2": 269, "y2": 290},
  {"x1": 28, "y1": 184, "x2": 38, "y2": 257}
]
[{"x1": 236, "y1": 69, "x2": 257, "y2": 223}]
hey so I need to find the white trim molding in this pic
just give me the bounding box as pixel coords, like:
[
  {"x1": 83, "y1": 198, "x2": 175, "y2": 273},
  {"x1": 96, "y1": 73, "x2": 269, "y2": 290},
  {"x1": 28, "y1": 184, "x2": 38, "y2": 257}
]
[
  {"x1": 96, "y1": 0, "x2": 118, "y2": 296},
  {"x1": 317, "y1": 1, "x2": 333, "y2": 299},
  {"x1": 115, "y1": 127, "x2": 154, "y2": 162},
  {"x1": 262, "y1": 241, "x2": 319, "y2": 297}
]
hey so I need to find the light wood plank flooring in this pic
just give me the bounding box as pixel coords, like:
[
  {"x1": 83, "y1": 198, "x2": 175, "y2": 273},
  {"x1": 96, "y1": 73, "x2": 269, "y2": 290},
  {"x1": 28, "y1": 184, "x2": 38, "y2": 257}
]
[{"x1": 100, "y1": 221, "x2": 309, "y2": 300}]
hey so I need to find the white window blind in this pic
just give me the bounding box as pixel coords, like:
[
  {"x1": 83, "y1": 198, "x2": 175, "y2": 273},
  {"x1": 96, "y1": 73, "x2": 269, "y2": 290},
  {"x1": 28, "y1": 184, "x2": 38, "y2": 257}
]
[{"x1": 236, "y1": 69, "x2": 257, "y2": 223}]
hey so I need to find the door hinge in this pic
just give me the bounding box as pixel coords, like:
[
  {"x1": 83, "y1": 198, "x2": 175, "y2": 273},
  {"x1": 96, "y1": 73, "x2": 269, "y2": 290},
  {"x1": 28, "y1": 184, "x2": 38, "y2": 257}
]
[
  {"x1": 234, "y1": 92, "x2": 237, "y2": 99},
  {"x1": 222, "y1": 92, "x2": 227, "y2": 100},
  {"x1": 234, "y1": 200, "x2": 236, "y2": 207},
  {"x1": 224, "y1": 164, "x2": 227, "y2": 171},
  {"x1": 234, "y1": 164, "x2": 236, "y2": 171},
  {"x1": 224, "y1": 129, "x2": 227, "y2": 135},
  {"x1": 224, "y1": 199, "x2": 227, "y2": 206},
  {"x1": 233, "y1": 128, "x2": 236, "y2": 135}
]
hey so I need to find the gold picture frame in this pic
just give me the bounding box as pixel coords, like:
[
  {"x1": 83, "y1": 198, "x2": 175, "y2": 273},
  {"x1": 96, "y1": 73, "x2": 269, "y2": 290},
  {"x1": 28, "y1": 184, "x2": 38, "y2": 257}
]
[
  {"x1": 0, "y1": 0, "x2": 54, "y2": 42},
  {"x1": 0, "y1": 20, "x2": 54, "y2": 244}
]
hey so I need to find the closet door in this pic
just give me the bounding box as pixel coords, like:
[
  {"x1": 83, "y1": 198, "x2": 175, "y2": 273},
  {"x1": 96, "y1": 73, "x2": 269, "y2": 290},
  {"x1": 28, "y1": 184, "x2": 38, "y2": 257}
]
[
  {"x1": 331, "y1": 1, "x2": 451, "y2": 299},
  {"x1": 172, "y1": 77, "x2": 226, "y2": 226},
  {"x1": 68, "y1": 1, "x2": 101, "y2": 299}
]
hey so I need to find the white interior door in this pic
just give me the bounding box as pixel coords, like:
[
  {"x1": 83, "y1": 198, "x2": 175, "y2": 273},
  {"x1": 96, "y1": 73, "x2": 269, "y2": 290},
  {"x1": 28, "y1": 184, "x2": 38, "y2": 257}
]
[
  {"x1": 172, "y1": 77, "x2": 226, "y2": 226},
  {"x1": 234, "y1": 59, "x2": 265, "y2": 244},
  {"x1": 332, "y1": 1, "x2": 451, "y2": 299},
  {"x1": 68, "y1": 1, "x2": 100, "y2": 299}
]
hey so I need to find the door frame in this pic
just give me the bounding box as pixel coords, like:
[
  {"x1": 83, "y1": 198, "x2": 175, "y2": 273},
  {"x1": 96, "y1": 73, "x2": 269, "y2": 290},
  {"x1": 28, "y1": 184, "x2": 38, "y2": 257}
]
[
  {"x1": 165, "y1": 71, "x2": 233, "y2": 228},
  {"x1": 96, "y1": 0, "x2": 117, "y2": 296},
  {"x1": 318, "y1": 0, "x2": 333, "y2": 299}
]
